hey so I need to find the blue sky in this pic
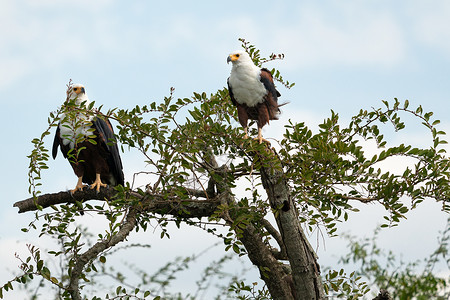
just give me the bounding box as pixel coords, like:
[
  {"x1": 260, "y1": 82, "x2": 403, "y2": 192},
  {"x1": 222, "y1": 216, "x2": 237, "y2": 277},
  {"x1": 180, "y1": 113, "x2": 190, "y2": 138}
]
[{"x1": 1, "y1": 0, "x2": 450, "y2": 298}]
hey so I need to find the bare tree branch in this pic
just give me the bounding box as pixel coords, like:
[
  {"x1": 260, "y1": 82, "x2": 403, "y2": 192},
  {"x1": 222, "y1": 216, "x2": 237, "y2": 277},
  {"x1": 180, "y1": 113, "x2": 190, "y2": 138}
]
[
  {"x1": 14, "y1": 187, "x2": 220, "y2": 218},
  {"x1": 68, "y1": 206, "x2": 138, "y2": 300},
  {"x1": 14, "y1": 188, "x2": 116, "y2": 213},
  {"x1": 261, "y1": 218, "x2": 288, "y2": 260},
  {"x1": 260, "y1": 157, "x2": 325, "y2": 299}
]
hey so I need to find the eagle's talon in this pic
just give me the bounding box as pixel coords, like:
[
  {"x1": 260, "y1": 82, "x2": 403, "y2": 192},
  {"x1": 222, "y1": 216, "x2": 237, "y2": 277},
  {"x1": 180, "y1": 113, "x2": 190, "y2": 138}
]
[
  {"x1": 70, "y1": 177, "x2": 85, "y2": 194},
  {"x1": 90, "y1": 173, "x2": 107, "y2": 192},
  {"x1": 90, "y1": 182, "x2": 107, "y2": 193},
  {"x1": 254, "y1": 137, "x2": 271, "y2": 144}
]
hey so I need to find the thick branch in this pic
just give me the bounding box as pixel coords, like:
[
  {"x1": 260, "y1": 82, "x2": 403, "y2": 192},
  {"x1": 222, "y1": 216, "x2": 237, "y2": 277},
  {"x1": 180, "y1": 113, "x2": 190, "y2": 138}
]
[
  {"x1": 239, "y1": 223, "x2": 295, "y2": 299},
  {"x1": 14, "y1": 188, "x2": 117, "y2": 213},
  {"x1": 14, "y1": 187, "x2": 220, "y2": 218},
  {"x1": 261, "y1": 218, "x2": 288, "y2": 260},
  {"x1": 214, "y1": 166, "x2": 295, "y2": 299},
  {"x1": 261, "y1": 157, "x2": 325, "y2": 299},
  {"x1": 68, "y1": 205, "x2": 138, "y2": 299}
]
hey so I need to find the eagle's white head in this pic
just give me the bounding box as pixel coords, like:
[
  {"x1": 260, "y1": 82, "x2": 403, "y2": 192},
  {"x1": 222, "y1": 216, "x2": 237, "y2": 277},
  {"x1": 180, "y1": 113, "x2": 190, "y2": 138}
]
[
  {"x1": 60, "y1": 83, "x2": 93, "y2": 147},
  {"x1": 227, "y1": 50, "x2": 254, "y2": 66},
  {"x1": 67, "y1": 83, "x2": 89, "y2": 103}
]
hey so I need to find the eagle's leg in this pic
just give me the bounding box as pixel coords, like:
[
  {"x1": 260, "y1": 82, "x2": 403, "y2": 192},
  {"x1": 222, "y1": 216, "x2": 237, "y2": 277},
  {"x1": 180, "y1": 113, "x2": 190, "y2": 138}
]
[
  {"x1": 243, "y1": 127, "x2": 249, "y2": 139},
  {"x1": 256, "y1": 128, "x2": 270, "y2": 144},
  {"x1": 237, "y1": 106, "x2": 249, "y2": 140},
  {"x1": 90, "y1": 173, "x2": 107, "y2": 192},
  {"x1": 71, "y1": 177, "x2": 85, "y2": 193}
]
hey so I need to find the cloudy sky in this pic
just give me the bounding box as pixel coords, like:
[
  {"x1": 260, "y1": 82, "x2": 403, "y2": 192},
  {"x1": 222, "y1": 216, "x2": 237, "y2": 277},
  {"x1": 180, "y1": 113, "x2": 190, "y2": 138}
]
[{"x1": 1, "y1": 0, "x2": 450, "y2": 298}]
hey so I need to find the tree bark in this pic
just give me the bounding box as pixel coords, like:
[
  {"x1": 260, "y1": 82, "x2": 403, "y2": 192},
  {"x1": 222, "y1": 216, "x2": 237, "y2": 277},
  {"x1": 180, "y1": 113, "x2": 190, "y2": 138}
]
[
  {"x1": 239, "y1": 223, "x2": 295, "y2": 299},
  {"x1": 261, "y1": 161, "x2": 325, "y2": 299},
  {"x1": 216, "y1": 168, "x2": 296, "y2": 299}
]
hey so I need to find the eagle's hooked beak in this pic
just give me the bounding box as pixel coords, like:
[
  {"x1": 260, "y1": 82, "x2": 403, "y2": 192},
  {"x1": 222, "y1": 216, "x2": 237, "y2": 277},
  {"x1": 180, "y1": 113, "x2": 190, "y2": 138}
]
[
  {"x1": 80, "y1": 87, "x2": 86, "y2": 94},
  {"x1": 228, "y1": 53, "x2": 241, "y2": 64}
]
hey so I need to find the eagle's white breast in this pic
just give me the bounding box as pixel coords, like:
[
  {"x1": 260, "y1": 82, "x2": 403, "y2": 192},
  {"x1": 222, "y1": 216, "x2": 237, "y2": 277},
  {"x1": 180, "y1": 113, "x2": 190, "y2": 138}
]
[
  {"x1": 59, "y1": 112, "x2": 94, "y2": 149},
  {"x1": 229, "y1": 64, "x2": 268, "y2": 107}
]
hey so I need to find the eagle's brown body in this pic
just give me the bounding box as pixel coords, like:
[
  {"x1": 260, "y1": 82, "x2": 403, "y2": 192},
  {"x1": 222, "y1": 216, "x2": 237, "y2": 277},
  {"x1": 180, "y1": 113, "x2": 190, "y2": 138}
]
[{"x1": 53, "y1": 117, "x2": 124, "y2": 188}]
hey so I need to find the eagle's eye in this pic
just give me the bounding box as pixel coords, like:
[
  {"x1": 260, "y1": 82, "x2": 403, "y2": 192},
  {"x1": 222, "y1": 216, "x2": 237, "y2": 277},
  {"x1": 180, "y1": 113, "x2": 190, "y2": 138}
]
[
  {"x1": 73, "y1": 88, "x2": 78, "y2": 91},
  {"x1": 236, "y1": 54, "x2": 240, "y2": 58}
]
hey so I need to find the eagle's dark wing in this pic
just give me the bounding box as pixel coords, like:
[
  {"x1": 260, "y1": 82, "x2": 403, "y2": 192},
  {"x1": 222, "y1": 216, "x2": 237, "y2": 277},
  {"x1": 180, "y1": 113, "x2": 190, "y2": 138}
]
[
  {"x1": 227, "y1": 77, "x2": 238, "y2": 107},
  {"x1": 259, "y1": 68, "x2": 281, "y2": 100},
  {"x1": 52, "y1": 124, "x2": 61, "y2": 159},
  {"x1": 92, "y1": 117, "x2": 124, "y2": 186},
  {"x1": 52, "y1": 122, "x2": 75, "y2": 160}
]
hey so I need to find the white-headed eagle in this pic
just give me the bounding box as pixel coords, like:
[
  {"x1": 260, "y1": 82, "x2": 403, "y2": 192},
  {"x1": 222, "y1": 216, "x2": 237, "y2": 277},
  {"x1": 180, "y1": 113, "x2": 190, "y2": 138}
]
[
  {"x1": 227, "y1": 50, "x2": 282, "y2": 143},
  {"x1": 52, "y1": 83, "x2": 124, "y2": 193}
]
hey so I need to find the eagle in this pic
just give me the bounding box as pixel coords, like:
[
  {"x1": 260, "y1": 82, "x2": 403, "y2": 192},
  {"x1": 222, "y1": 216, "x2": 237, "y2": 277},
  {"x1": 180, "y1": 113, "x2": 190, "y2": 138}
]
[
  {"x1": 227, "y1": 50, "x2": 282, "y2": 144},
  {"x1": 52, "y1": 83, "x2": 124, "y2": 193}
]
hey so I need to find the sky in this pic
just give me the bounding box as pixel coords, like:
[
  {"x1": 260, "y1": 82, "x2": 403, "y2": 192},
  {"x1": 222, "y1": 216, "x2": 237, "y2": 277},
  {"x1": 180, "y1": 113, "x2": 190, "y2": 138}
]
[{"x1": 1, "y1": 0, "x2": 450, "y2": 298}]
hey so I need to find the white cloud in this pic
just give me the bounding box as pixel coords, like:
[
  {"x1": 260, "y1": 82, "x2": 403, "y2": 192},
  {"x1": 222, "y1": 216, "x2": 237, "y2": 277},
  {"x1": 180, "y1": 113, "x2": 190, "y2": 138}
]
[
  {"x1": 407, "y1": 1, "x2": 450, "y2": 57},
  {"x1": 272, "y1": 4, "x2": 407, "y2": 69}
]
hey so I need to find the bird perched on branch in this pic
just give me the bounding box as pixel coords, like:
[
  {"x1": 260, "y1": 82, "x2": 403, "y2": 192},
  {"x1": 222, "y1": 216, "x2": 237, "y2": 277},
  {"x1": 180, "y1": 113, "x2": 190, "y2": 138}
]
[
  {"x1": 227, "y1": 50, "x2": 282, "y2": 144},
  {"x1": 52, "y1": 83, "x2": 124, "y2": 193}
]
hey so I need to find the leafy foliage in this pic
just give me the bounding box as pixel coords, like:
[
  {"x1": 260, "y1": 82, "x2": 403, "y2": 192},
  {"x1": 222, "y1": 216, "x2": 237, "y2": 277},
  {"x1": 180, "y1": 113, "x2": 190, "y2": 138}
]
[
  {"x1": 335, "y1": 218, "x2": 450, "y2": 299},
  {"x1": 324, "y1": 268, "x2": 370, "y2": 299},
  {"x1": 280, "y1": 99, "x2": 450, "y2": 235}
]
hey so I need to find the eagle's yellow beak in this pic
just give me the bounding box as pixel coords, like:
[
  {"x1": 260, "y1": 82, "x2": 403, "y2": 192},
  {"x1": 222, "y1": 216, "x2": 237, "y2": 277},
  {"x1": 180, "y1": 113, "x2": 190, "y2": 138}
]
[{"x1": 227, "y1": 54, "x2": 240, "y2": 64}]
